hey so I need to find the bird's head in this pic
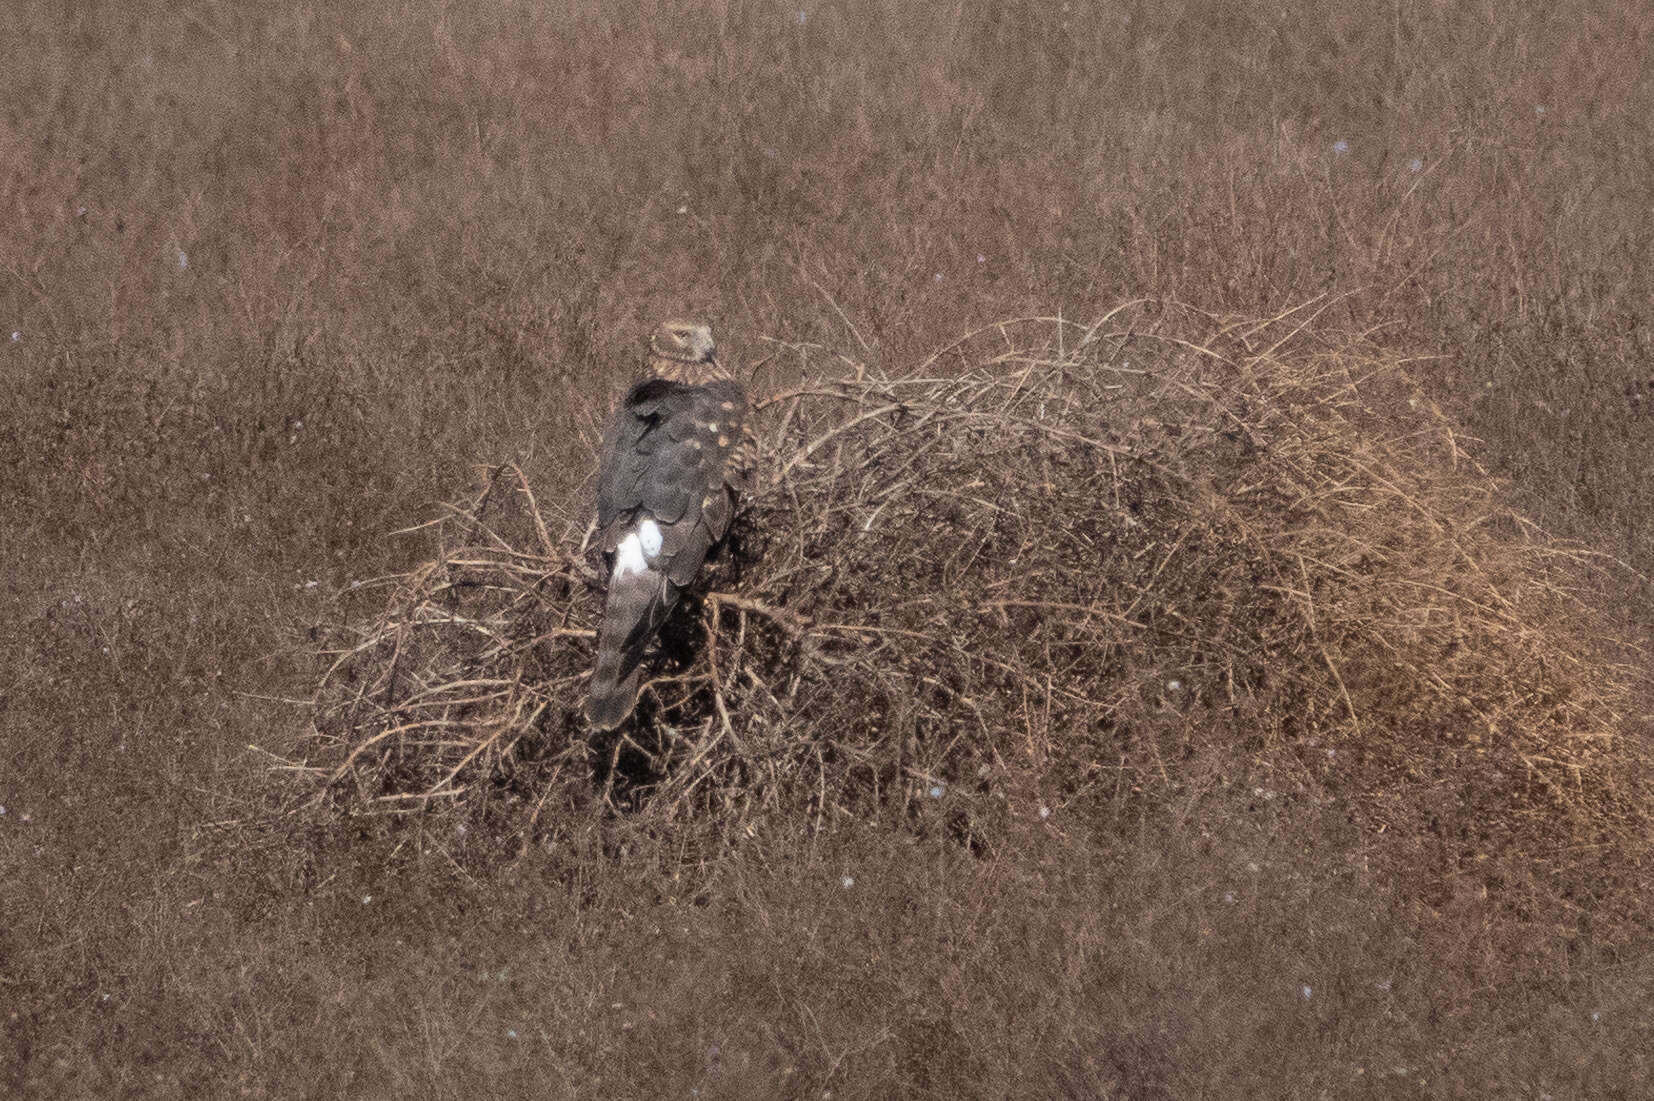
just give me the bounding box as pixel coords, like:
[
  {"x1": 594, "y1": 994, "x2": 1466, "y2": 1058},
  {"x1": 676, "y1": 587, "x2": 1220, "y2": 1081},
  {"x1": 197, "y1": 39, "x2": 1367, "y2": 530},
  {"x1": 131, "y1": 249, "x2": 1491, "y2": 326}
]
[{"x1": 649, "y1": 319, "x2": 717, "y2": 365}]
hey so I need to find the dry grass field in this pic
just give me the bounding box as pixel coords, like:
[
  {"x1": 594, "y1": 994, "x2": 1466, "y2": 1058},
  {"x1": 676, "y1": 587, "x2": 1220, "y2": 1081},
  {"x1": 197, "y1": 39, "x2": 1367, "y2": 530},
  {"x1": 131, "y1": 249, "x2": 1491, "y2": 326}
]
[{"x1": 4, "y1": 1, "x2": 1653, "y2": 1097}]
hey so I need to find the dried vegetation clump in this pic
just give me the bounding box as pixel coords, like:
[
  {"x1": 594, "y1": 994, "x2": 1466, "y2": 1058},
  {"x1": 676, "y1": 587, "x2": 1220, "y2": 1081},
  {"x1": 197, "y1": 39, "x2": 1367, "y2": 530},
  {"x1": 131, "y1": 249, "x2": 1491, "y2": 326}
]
[{"x1": 303, "y1": 302, "x2": 1647, "y2": 907}]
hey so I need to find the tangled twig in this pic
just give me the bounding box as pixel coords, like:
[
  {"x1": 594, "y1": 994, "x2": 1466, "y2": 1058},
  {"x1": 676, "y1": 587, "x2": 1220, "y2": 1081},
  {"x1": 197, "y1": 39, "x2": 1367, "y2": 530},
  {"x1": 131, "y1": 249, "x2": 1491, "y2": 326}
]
[{"x1": 293, "y1": 303, "x2": 1648, "y2": 897}]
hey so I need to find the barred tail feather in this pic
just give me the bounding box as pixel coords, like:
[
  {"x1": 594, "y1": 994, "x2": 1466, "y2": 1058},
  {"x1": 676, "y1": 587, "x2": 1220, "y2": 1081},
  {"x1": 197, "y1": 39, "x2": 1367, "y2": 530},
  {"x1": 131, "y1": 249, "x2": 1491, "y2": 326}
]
[{"x1": 586, "y1": 565, "x2": 676, "y2": 730}]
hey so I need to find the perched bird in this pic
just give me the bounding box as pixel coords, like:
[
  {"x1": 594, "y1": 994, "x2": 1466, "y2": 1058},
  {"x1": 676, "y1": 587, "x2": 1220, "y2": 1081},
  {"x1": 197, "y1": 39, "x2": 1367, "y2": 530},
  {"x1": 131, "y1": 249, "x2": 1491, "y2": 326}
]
[{"x1": 586, "y1": 319, "x2": 750, "y2": 729}]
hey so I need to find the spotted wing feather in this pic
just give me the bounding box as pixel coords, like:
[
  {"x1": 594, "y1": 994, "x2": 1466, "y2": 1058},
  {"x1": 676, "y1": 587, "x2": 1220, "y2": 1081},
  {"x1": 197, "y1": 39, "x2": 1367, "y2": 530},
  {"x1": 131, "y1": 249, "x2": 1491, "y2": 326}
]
[
  {"x1": 588, "y1": 377, "x2": 747, "y2": 728},
  {"x1": 597, "y1": 380, "x2": 744, "y2": 557}
]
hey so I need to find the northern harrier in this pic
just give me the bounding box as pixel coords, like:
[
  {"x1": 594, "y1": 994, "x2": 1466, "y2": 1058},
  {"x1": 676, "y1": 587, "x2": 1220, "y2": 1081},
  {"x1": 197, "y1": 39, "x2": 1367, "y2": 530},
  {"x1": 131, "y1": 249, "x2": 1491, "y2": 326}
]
[{"x1": 586, "y1": 319, "x2": 750, "y2": 729}]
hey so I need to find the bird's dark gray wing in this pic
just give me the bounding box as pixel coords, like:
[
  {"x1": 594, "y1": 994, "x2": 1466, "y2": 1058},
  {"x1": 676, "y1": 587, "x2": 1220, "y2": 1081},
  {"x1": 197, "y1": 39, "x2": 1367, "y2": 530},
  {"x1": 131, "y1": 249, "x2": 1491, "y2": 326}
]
[
  {"x1": 587, "y1": 376, "x2": 748, "y2": 728},
  {"x1": 596, "y1": 378, "x2": 745, "y2": 575}
]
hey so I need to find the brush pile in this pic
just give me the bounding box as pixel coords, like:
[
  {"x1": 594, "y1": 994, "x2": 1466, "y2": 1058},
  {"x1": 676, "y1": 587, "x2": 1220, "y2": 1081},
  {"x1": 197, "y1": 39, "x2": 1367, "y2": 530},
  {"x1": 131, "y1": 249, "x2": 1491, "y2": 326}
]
[{"x1": 302, "y1": 302, "x2": 1647, "y2": 906}]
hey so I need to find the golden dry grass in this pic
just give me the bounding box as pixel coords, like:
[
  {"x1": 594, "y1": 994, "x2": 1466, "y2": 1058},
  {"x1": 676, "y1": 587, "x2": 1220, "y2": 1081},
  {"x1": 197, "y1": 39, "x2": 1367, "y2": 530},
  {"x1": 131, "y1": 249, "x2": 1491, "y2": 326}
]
[{"x1": 4, "y1": 1, "x2": 1653, "y2": 1097}]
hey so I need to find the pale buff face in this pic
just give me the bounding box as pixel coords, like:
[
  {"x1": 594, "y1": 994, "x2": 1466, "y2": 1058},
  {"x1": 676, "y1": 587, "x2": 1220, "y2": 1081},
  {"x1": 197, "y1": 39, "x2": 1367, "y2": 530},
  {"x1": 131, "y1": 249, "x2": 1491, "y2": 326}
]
[{"x1": 649, "y1": 319, "x2": 716, "y2": 363}]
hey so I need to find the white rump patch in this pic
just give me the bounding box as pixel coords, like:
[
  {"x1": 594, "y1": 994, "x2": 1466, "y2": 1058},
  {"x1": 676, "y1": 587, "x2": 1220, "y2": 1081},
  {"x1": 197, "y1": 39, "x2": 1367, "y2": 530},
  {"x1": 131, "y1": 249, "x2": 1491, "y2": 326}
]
[
  {"x1": 637, "y1": 518, "x2": 663, "y2": 557},
  {"x1": 614, "y1": 534, "x2": 647, "y2": 578},
  {"x1": 614, "y1": 519, "x2": 664, "y2": 578}
]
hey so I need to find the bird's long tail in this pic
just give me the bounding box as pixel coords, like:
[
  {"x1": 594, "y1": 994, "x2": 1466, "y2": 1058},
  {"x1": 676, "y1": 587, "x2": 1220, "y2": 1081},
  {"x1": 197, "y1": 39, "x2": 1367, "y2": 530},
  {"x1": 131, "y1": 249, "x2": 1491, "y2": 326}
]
[{"x1": 586, "y1": 565, "x2": 676, "y2": 730}]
